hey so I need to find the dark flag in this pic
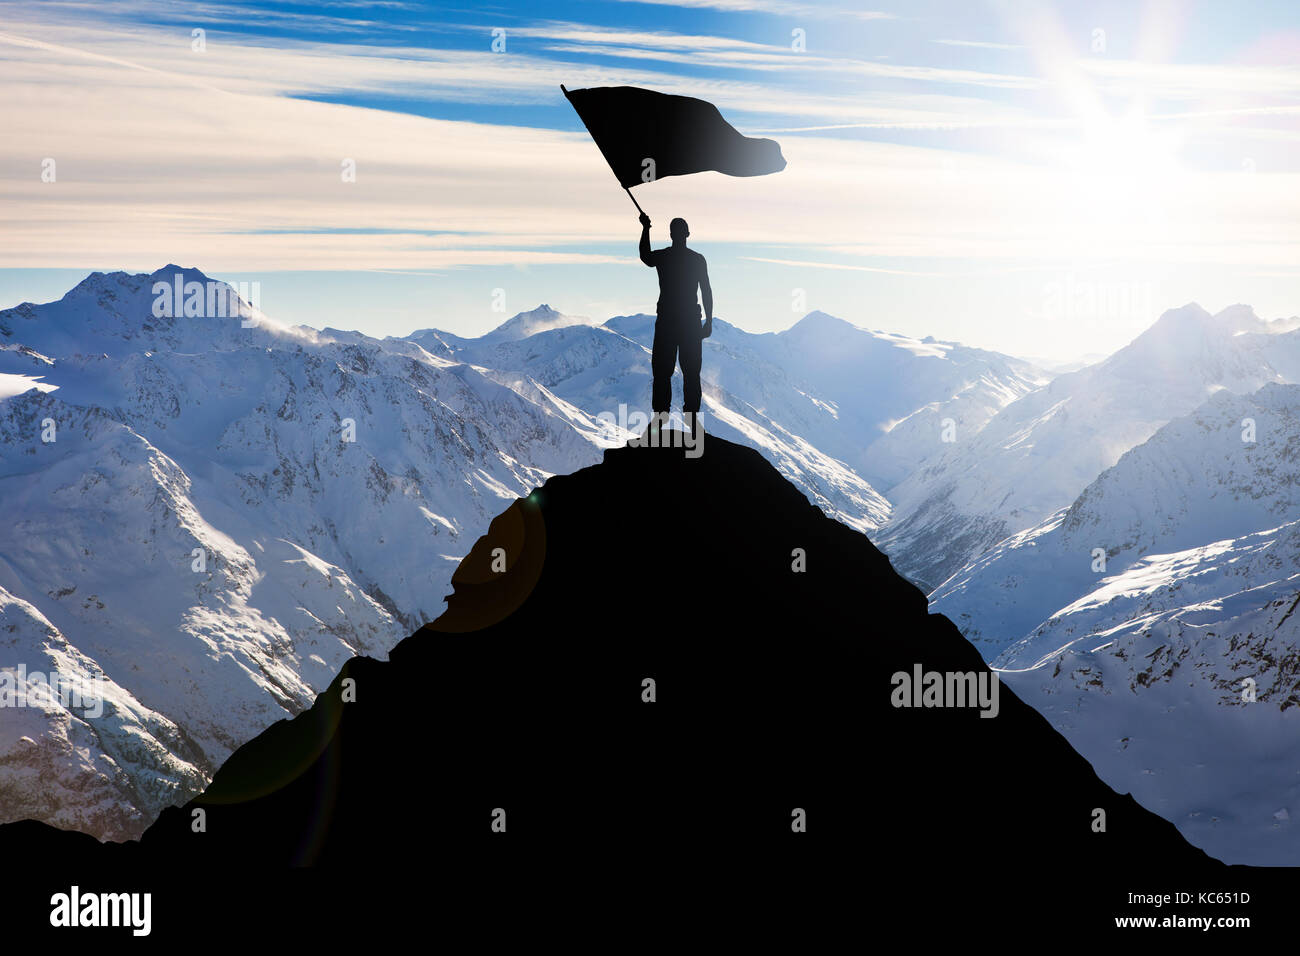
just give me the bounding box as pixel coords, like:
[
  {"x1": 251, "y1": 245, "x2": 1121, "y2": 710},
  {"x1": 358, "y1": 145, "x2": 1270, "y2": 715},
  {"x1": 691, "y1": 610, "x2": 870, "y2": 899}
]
[{"x1": 562, "y1": 85, "x2": 786, "y2": 190}]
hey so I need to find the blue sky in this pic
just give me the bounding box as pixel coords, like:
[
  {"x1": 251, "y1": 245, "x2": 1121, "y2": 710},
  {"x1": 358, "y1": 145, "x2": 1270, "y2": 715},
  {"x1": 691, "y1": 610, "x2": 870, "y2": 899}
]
[{"x1": 2, "y1": 0, "x2": 1298, "y2": 360}]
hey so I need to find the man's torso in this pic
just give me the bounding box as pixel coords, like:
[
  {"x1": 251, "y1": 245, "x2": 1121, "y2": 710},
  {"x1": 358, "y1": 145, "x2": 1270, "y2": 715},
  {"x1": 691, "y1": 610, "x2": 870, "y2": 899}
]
[{"x1": 650, "y1": 245, "x2": 704, "y2": 317}]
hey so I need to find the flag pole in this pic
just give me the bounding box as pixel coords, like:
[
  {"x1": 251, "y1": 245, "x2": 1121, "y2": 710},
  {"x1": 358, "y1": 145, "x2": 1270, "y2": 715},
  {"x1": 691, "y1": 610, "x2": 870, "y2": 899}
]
[
  {"x1": 562, "y1": 84, "x2": 646, "y2": 217},
  {"x1": 623, "y1": 187, "x2": 645, "y2": 217}
]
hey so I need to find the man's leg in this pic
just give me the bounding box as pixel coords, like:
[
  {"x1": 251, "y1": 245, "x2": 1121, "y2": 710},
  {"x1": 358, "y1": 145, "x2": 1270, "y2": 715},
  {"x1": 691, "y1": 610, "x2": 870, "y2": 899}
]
[
  {"x1": 679, "y1": 323, "x2": 703, "y2": 417},
  {"x1": 650, "y1": 318, "x2": 676, "y2": 414}
]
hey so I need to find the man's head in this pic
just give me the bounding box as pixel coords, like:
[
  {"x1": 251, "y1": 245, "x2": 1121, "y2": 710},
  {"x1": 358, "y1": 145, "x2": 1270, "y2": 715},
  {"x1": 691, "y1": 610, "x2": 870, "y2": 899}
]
[{"x1": 669, "y1": 217, "x2": 690, "y2": 244}]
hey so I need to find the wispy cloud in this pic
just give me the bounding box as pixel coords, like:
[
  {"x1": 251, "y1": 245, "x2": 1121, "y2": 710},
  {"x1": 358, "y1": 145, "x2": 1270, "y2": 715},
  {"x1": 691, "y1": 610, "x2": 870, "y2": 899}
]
[
  {"x1": 934, "y1": 38, "x2": 1023, "y2": 51},
  {"x1": 1080, "y1": 56, "x2": 1300, "y2": 99},
  {"x1": 515, "y1": 19, "x2": 1041, "y2": 90},
  {"x1": 742, "y1": 257, "x2": 957, "y2": 277},
  {"x1": 611, "y1": 0, "x2": 895, "y2": 20}
]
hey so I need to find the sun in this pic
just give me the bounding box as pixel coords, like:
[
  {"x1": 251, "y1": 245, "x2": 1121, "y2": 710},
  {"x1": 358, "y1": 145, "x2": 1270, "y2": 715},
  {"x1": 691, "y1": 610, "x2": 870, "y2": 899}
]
[
  {"x1": 1070, "y1": 109, "x2": 1184, "y2": 197},
  {"x1": 1043, "y1": 107, "x2": 1188, "y2": 255}
]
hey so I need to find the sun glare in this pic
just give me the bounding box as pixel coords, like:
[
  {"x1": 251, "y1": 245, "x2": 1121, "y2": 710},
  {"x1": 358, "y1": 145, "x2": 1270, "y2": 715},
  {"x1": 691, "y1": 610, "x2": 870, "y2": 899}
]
[{"x1": 1043, "y1": 107, "x2": 1187, "y2": 256}]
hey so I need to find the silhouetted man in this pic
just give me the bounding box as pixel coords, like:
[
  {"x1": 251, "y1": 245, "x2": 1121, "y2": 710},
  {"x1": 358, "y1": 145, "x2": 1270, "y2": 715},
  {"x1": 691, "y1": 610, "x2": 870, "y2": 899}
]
[{"x1": 639, "y1": 212, "x2": 712, "y2": 424}]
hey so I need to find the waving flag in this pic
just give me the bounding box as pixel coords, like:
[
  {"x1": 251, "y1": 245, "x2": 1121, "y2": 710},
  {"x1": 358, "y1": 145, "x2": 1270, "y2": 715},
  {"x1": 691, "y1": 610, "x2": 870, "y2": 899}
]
[{"x1": 562, "y1": 85, "x2": 786, "y2": 192}]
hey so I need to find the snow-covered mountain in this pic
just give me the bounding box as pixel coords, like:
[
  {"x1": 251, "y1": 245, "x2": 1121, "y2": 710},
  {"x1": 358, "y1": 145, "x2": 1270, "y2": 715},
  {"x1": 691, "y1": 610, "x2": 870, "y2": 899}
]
[
  {"x1": 735, "y1": 311, "x2": 1050, "y2": 492},
  {"x1": 5, "y1": 264, "x2": 1296, "y2": 865},
  {"x1": 1, "y1": 266, "x2": 1044, "y2": 840},
  {"x1": 427, "y1": 316, "x2": 883, "y2": 532},
  {"x1": 881, "y1": 303, "x2": 1300, "y2": 591},
  {"x1": 591, "y1": 309, "x2": 1049, "y2": 494},
  {"x1": 417, "y1": 308, "x2": 1047, "y2": 531},
  {"x1": 409, "y1": 303, "x2": 603, "y2": 349},
  {"x1": 0, "y1": 266, "x2": 607, "y2": 838},
  {"x1": 929, "y1": 383, "x2": 1300, "y2": 864}
]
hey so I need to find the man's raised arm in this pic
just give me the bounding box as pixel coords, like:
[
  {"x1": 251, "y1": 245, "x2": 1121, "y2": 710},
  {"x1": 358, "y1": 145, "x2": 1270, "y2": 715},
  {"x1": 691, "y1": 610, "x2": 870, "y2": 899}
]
[{"x1": 638, "y1": 213, "x2": 654, "y2": 266}]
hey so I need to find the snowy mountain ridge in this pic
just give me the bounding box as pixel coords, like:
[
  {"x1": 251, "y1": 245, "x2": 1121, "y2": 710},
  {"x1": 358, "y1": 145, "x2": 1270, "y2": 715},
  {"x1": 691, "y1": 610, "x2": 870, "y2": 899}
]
[
  {"x1": 880, "y1": 303, "x2": 1300, "y2": 591},
  {"x1": 0, "y1": 265, "x2": 1042, "y2": 839},
  {"x1": 7, "y1": 264, "x2": 1294, "y2": 862},
  {"x1": 928, "y1": 383, "x2": 1300, "y2": 864},
  {"x1": 0, "y1": 267, "x2": 606, "y2": 838}
]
